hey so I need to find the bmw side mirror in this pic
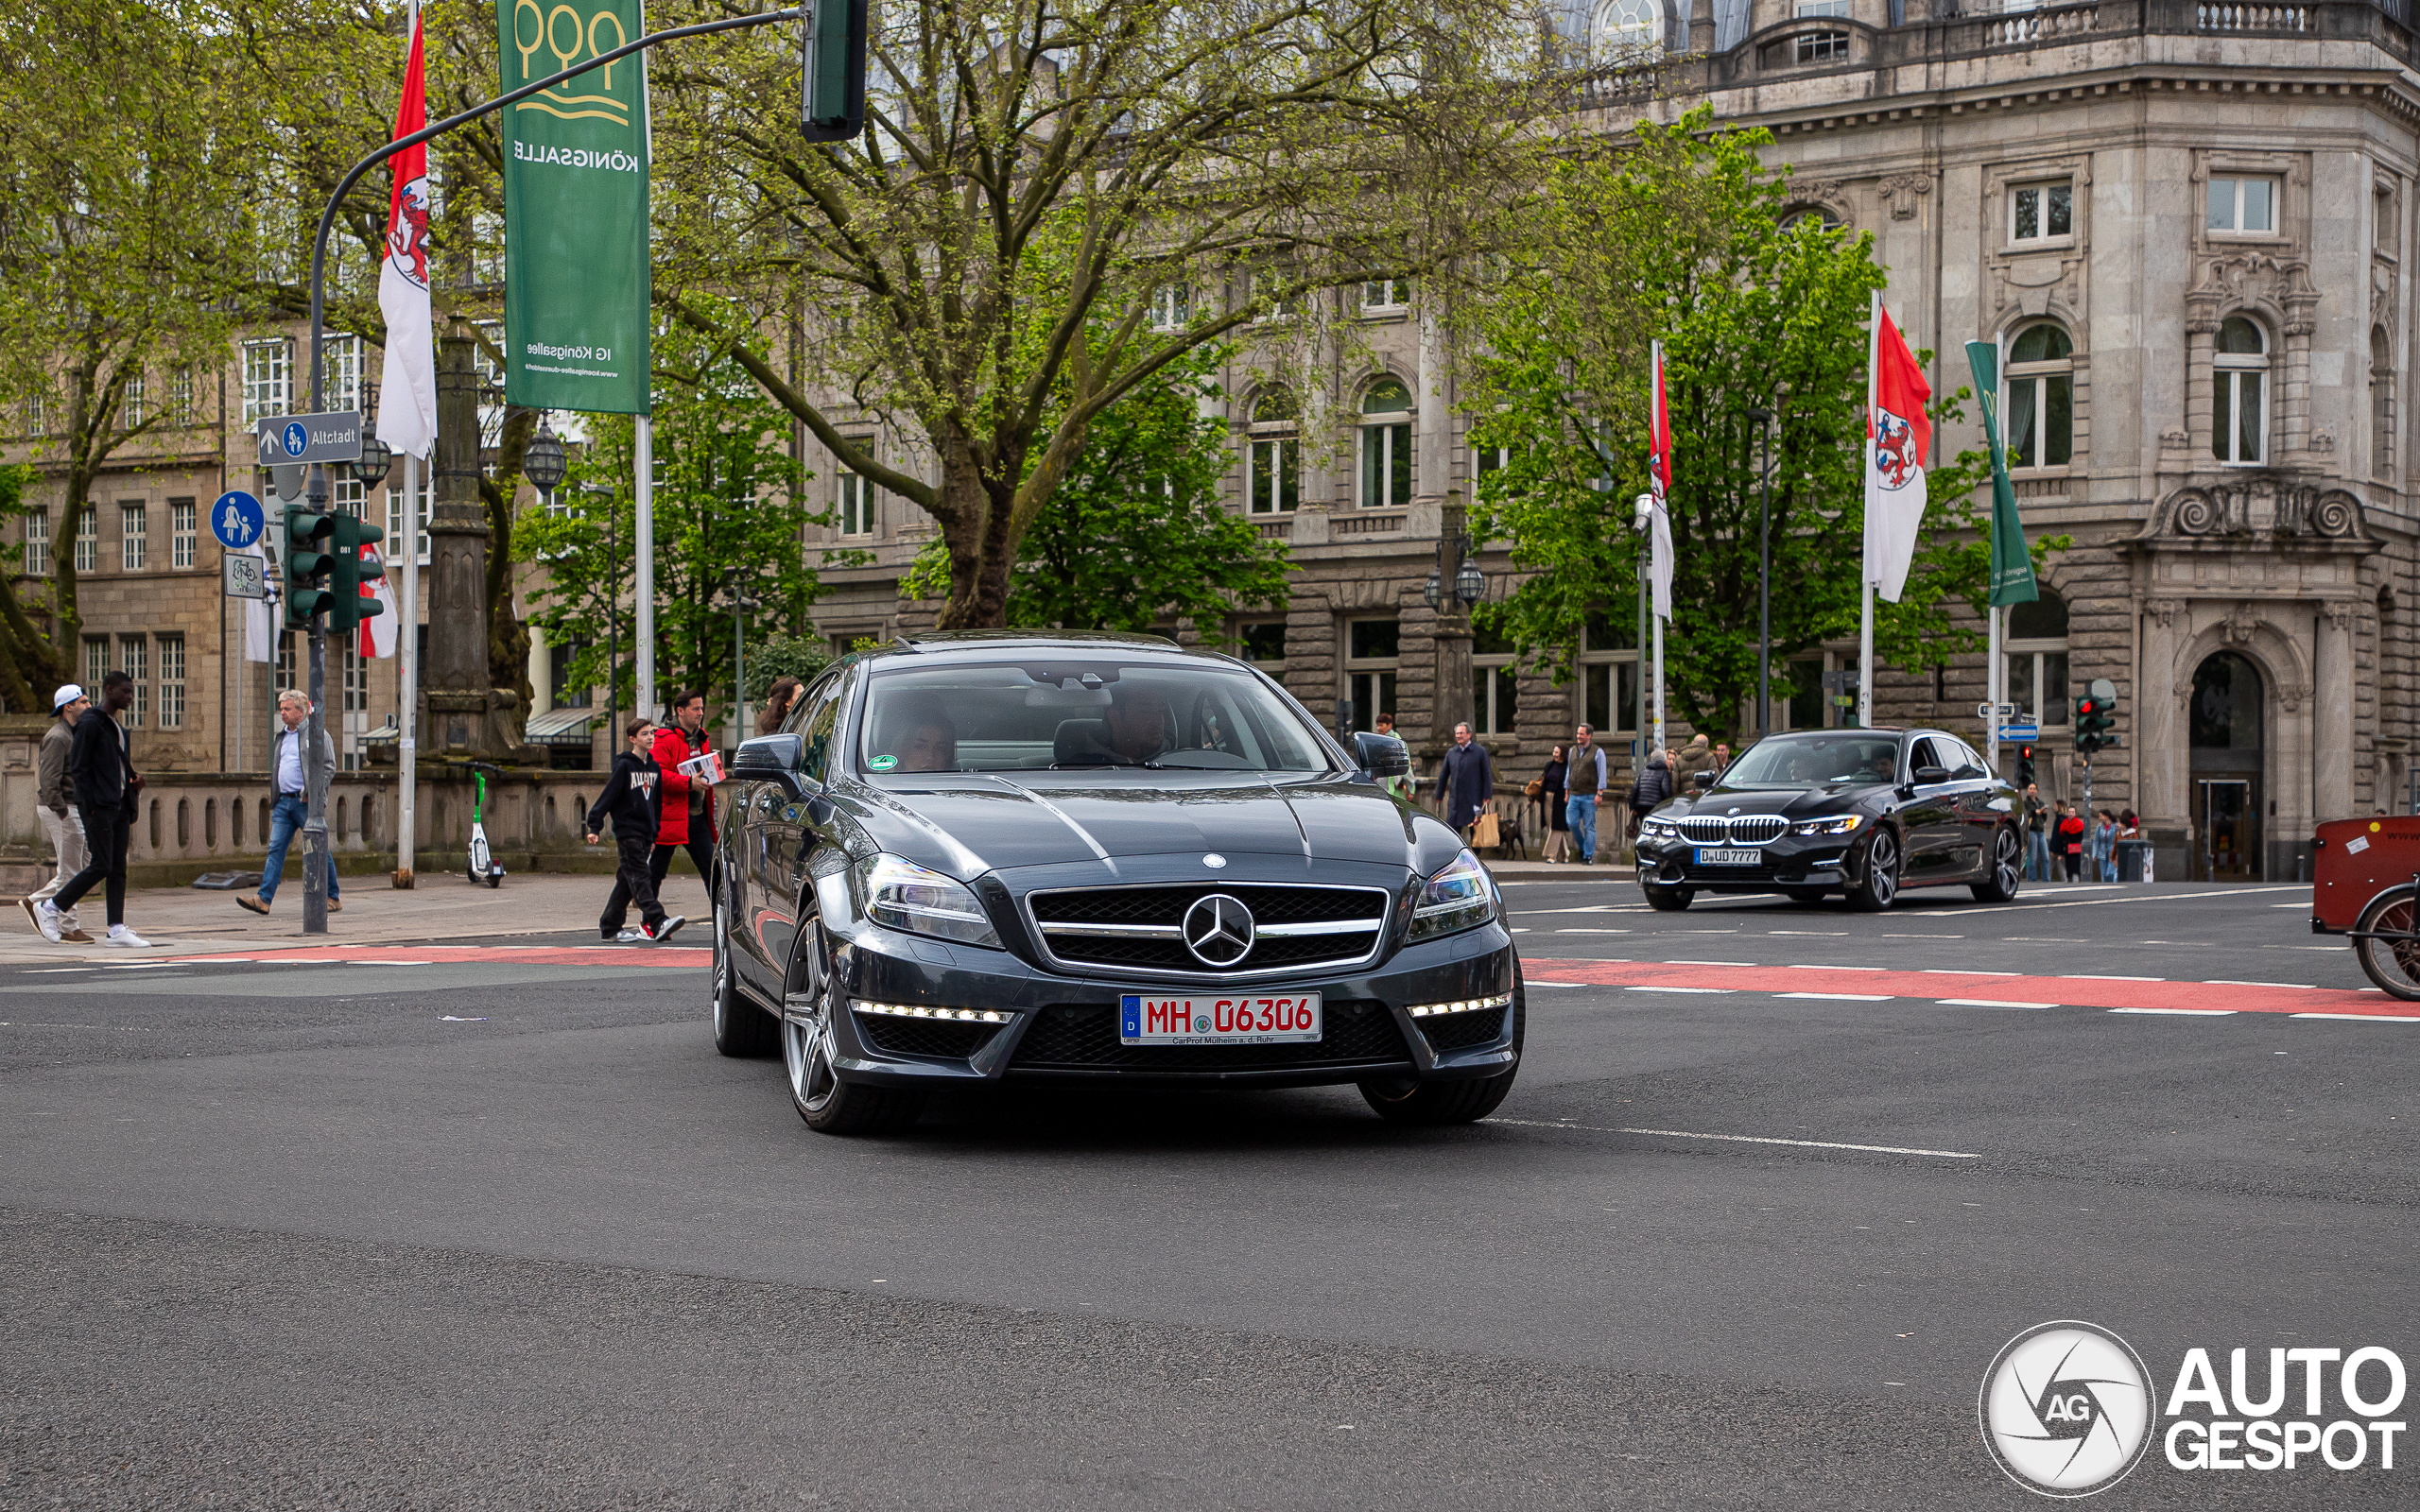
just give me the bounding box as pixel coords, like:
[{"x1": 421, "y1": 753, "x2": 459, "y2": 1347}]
[{"x1": 1352, "y1": 730, "x2": 1410, "y2": 780}]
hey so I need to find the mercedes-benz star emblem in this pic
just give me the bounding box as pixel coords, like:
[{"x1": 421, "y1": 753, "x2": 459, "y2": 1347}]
[
  {"x1": 1181, "y1": 893, "x2": 1255, "y2": 969},
  {"x1": 1201, "y1": 853, "x2": 1227, "y2": 869}
]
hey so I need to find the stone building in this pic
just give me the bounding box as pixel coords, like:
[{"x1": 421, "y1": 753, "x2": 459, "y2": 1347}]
[{"x1": 11, "y1": 0, "x2": 2415, "y2": 883}]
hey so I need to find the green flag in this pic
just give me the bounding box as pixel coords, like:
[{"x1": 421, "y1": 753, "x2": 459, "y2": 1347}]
[
  {"x1": 497, "y1": 0, "x2": 651, "y2": 414},
  {"x1": 1964, "y1": 339, "x2": 2037, "y2": 607}
]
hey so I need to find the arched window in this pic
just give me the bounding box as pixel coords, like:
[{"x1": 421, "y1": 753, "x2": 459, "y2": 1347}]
[
  {"x1": 2213, "y1": 316, "x2": 2268, "y2": 465},
  {"x1": 2005, "y1": 588, "x2": 2069, "y2": 728},
  {"x1": 1593, "y1": 0, "x2": 1661, "y2": 50},
  {"x1": 1244, "y1": 389, "x2": 1299, "y2": 515},
  {"x1": 1359, "y1": 378, "x2": 1412, "y2": 510},
  {"x1": 1781, "y1": 205, "x2": 1845, "y2": 233},
  {"x1": 2372, "y1": 326, "x2": 2394, "y2": 481},
  {"x1": 2005, "y1": 322, "x2": 2074, "y2": 469}
]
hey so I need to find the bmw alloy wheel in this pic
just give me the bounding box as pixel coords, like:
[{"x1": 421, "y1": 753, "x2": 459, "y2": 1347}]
[{"x1": 1850, "y1": 828, "x2": 1900, "y2": 911}]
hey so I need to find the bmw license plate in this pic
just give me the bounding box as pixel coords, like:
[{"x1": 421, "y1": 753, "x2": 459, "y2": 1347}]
[
  {"x1": 1120, "y1": 993, "x2": 1322, "y2": 1045},
  {"x1": 1695, "y1": 847, "x2": 1763, "y2": 866}
]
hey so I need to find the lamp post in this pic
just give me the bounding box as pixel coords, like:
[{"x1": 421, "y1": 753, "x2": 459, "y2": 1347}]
[
  {"x1": 1630, "y1": 493, "x2": 1651, "y2": 761},
  {"x1": 730, "y1": 580, "x2": 761, "y2": 748},
  {"x1": 1746, "y1": 404, "x2": 1777, "y2": 735},
  {"x1": 1421, "y1": 530, "x2": 1486, "y2": 613}
]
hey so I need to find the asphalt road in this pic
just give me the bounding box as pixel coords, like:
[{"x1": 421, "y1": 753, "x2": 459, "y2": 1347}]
[{"x1": 2, "y1": 877, "x2": 2412, "y2": 1509}]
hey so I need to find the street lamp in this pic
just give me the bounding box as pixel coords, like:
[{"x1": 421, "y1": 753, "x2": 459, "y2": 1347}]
[
  {"x1": 1425, "y1": 531, "x2": 1486, "y2": 610},
  {"x1": 524, "y1": 419, "x2": 567, "y2": 495},
  {"x1": 351, "y1": 434, "x2": 393, "y2": 489},
  {"x1": 1746, "y1": 404, "x2": 1777, "y2": 735}
]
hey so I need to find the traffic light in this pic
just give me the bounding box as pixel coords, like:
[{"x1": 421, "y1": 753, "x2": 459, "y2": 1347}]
[
  {"x1": 800, "y1": 0, "x2": 867, "y2": 142},
  {"x1": 2016, "y1": 744, "x2": 2036, "y2": 789},
  {"x1": 2075, "y1": 695, "x2": 2117, "y2": 754},
  {"x1": 283, "y1": 505, "x2": 336, "y2": 628},
  {"x1": 326, "y1": 512, "x2": 386, "y2": 634}
]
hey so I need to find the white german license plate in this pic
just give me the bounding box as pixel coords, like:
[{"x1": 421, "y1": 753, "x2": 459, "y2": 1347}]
[
  {"x1": 1695, "y1": 847, "x2": 1763, "y2": 866},
  {"x1": 1120, "y1": 992, "x2": 1322, "y2": 1045}
]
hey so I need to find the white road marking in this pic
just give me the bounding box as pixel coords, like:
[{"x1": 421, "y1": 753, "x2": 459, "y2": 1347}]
[
  {"x1": 1553, "y1": 928, "x2": 1633, "y2": 934},
  {"x1": 1667, "y1": 959, "x2": 1756, "y2": 966},
  {"x1": 2065, "y1": 974, "x2": 2164, "y2": 982},
  {"x1": 1767, "y1": 930, "x2": 1848, "y2": 936},
  {"x1": 1905, "y1": 884, "x2": 2303, "y2": 916},
  {"x1": 2291, "y1": 1012, "x2": 2420, "y2": 1022},
  {"x1": 1513, "y1": 904, "x2": 1628, "y2": 916},
  {"x1": 1938, "y1": 998, "x2": 2055, "y2": 1009},
  {"x1": 1780, "y1": 991, "x2": 1894, "y2": 1001},
  {"x1": 1624, "y1": 986, "x2": 1734, "y2": 994},
  {"x1": 1525, "y1": 980, "x2": 1594, "y2": 988},
  {"x1": 1494, "y1": 1119, "x2": 1981, "y2": 1160},
  {"x1": 1789, "y1": 964, "x2": 1885, "y2": 971},
  {"x1": 2206, "y1": 980, "x2": 2316, "y2": 989},
  {"x1": 2109, "y1": 1006, "x2": 2235, "y2": 1017},
  {"x1": 1921, "y1": 969, "x2": 2020, "y2": 976},
  {"x1": 351, "y1": 960, "x2": 432, "y2": 967}
]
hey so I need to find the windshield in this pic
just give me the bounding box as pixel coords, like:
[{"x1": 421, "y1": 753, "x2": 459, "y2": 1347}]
[
  {"x1": 1719, "y1": 734, "x2": 1902, "y2": 789},
  {"x1": 857, "y1": 660, "x2": 1331, "y2": 774}
]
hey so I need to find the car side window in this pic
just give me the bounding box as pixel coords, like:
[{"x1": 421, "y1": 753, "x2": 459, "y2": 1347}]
[
  {"x1": 1944, "y1": 737, "x2": 1988, "y2": 780},
  {"x1": 791, "y1": 675, "x2": 846, "y2": 783},
  {"x1": 1907, "y1": 737, "x2": 1942, "y2": 778}
]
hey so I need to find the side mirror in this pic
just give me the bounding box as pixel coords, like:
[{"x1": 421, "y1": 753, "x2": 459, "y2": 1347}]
[
  {"x1": 1352, "y1": 730, "x2": 1410, "y2": 780},
  {"x1": 1911, "y1": 765, "x2": 1950, "y2": 786},
  {"x1": 733, "y1": 733, "x2": 803, "y2": 776},
  {"x1": 1690, "y1": 770, "x2": 1716, "y2": 792}
]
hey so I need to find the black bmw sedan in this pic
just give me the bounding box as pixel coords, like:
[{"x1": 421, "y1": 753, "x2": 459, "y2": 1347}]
[
  {"x1": 1633, "y1": 727, "x2": 2025, "y2": 912},
  {"x1": 708, "y1": 632, "x2": 1522, "y2": 1136}
]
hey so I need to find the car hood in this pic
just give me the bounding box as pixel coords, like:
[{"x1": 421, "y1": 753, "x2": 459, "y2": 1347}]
[
  {"x1": 839, "y1": 771, "x2": 1446, "y2": 879},
  {"x1": 1661, "y1": 783, "x2": 1890, "y2": 820}
]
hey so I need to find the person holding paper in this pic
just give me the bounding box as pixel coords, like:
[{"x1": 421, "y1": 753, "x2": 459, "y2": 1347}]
[{"x1": 648, "y1": 691, "x2": 719, "y2": 906}]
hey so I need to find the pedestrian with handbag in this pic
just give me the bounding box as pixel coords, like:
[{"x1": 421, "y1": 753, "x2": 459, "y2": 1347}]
[
  {"x1": 2057, "y1": 801, "x2": 2086, "y2": 882},
  {"x1": 1539, "y1": 744, "x2": 1570, "y2": 863},
  {"x1": 35, "y1": 671, "x2": 147, "y2": 947}
]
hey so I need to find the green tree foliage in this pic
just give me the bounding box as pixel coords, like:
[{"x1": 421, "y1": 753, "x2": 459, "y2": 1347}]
[
  {"x1": 744, "y1": 635, "x2": 837, "y2": 703},
  {"x1": 1461, "y1": 108, "x2": 2047, "y2": 743},
  {"x1": 900, "y1": 348, "x2": 1291, "y2": 635},
  {"x1": 517, "y1": 326, "x2": 834, "y2": 714}
]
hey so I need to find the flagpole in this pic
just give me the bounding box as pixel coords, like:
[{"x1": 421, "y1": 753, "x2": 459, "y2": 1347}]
[
  {"x1": 1858, "y1": 291, "x2": 1879, "y2": 730},
  {"x1": 398, "y1": 455, "x2": 419, "y2": 885},
  {"x1": 635, "y1": 414, "x2": 655, "y2": 720},
  {"x1": 1651, "y1": 611, "x2": 1665, "y2": 755},
  {"x1": 1985, "y1": 328, "x2": 2004, "y2": 777}
]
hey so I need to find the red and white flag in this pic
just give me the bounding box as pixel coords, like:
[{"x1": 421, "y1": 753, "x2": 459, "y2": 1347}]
[
  {"x1": 374, "y1": 0, "x2": 437, "y2": 459},
  {"x1": 358, "y1": 546, "x2": 400, "y2": 659},
  {"x1": 1646, "y1": 339, "x2": 1675, "y2": 623},
  {"x1": 1863, "y1": 296, "x2": 1932, "y2": 603}
]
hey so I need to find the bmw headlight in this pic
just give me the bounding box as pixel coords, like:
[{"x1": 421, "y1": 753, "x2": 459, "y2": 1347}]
[
  {"x1": 1640, "y1": 816, "x2": 1681, "y2": 838},
  {"x1": 1409, "y1": 849, "x2": 1501, "y2": 940},
  {"x1": 1790, "y1": 814, "x2": 1864, "y2": 836},
  {"x1": 851, "y1": 853, "x2": 1002, "y2": 948}
]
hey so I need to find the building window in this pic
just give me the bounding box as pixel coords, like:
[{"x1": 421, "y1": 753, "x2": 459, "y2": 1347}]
[
  {"x1": 1249, "y1": 272, "x2": 1298, "y2": 323},
  {"x1": 83, "y1": 637, "x2": 109, "y2": 696},
  {"x1": 1472, "y1": 626, "x2": 1518, "y2": 735},
  {"x1": 1237, "y1": 622, "x2": 1288, "y2": 686},
  {"x1": 2373, "y1": 327, "x2": 2394, "y2": 481},
  {"x1": 276, "y1": 632, "x2": 298, "y2": 693},
  {"x1": 2213, "y1": 316, "x2": 2269, "y2": 465},
  {"x1": 2011, "y1": 181, "x2": 2074, "y2": 244},
  {"x1": 1245, "y1": 389, "x2": 1300, "y2": 515},
  {"x1": 157, "y1": 634, "x2": 185, "y2": 729},
  {"x1": 1358, "y1": 378, "x2": 1412, "y2": 510},
  {"x1": 1149, "y1": 284, "x2": 1190, "y2": 332},
  {"x1": 332, "y1": 476, "x2": 366, "y2": 519},
  {"x1": 837, "y1": 471, "x2": 873, "y2": 536},
  {"x1": 2005, "y1": 590, "x2": 2070, "y2": 730},
  {"x1": 1795, "y1": 0, "x2": 1848, "y2": 12},
  {"x1": 117, "y1": 634, "x2": 147, "y2": 730},
  {"x1": 342, "y1": 638, "x2": 369, "y2": 713},
  {"x1": 24, "y1": 508, "x2": 49, "y2": 577},
  {"x1": 1345, "y1": 618, "x2": 1399, "y2": 734},
  {"x1": 550, "y1": 641, "x2": 593, "y2": 709},
  {"x1": 120, "y1": 370, "x2": 146, "y2": 431},
  {"x1": 472, "y1": 210, "x2": 505, "y2": 287},
  {"x1": 166, "y1": 367, "x2": 195, "y2": 426},
  {"x1": 323, "y1": 335, "x2": 365, "y2": 416},
  {"x1": 388, "y1": 472, "x2": 432, "y2": 565},
  {"x1": 2004, "y1": 322, "x2": 2074, "y2": 469},
  {"x1": 242, "y1": 337, "x2": 292, "y2": 428},
  {"x1": 25, "y1": 389, "x2": 49, "y2": 437},
  {"x1": 1781, "y1": 206, "x2": 1845, "y2": 232},
  {"x1": 1593, "y1": 0, "x2": 1661, "y2": 48},
  {"x1": 1360, "y1": 278, "x2": 1408, "y2": 312},
  {"x1": 74, "y1": 506, "x2": 96, "y2": 574},
  {"x1": 474, "y1": 320, "x2": 507, "y2": 445},
  {"x1": 1793, "y1": 27, "x2": 1849, "y2": 61},
  {"x1": 120, "y1": 502, "x2": 146, "y2": 572},
  {"x1": 1577, "y1": 611, "x2": 1639, "y2": 736},
  {"x1": 2208, "y1": 175, "x2": 2278, "y2": 234},
  {"x1": 1785, "y1": 655, "x2": 1830, "y2": 730},
  {"x1": 171, "y1": 499, "x2": 198, "y2": 567}
]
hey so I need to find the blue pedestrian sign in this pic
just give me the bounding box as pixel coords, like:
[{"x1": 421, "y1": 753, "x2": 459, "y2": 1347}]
[
  {"x1": 282, "y1": 421, "x2": 308, "y2": 456},
  {"x1": 211, "y1": 490, "x2": 265, "y2": 550}
]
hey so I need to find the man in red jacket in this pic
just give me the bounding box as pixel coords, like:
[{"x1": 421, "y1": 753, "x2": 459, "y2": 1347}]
[{"x1": 648, "y1": 690, "x2": 719, "y2": 906}]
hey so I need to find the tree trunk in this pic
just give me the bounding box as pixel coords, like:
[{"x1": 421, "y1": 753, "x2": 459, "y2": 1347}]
[{"x1": 932, "y1": 443, "x2": 1018, "y2": 629}]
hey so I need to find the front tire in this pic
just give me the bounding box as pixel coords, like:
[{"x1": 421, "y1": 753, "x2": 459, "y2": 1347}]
[
  {"x1": 2355, "y1": 887, "x2": 2420, "y2": 1001},
  {"x1": 1970, "y1": 825, "x2": 2023, "y2": 903},
  {"x1": 1642, "y1": 884, "x2": 1695, "y2": 912},
  {"x1": 782, "y1": 926, "x2": 926, "y2": 1135},
  {"x1": 1360, "y1": 992, "x2": 1522, "y2": 1125},
  {"x1": 711, "y1": 882, "x2": 778, "y2": 1057},
  {"x1": 1846, "y1": 827, "x2": 1902, "y2": 912}
]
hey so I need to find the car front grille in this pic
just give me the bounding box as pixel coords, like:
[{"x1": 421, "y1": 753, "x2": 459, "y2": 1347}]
[
  {"x1": 1676, "y1": 815, "x2": 1789, "y2": 846},
  {"x1": 856, "y1": 1013, "x2": 1001, "y2": 1060},
  {"x1": 1007, "y1": 999, "x2": 1411, "y2": 1074},
  {"x1": 1025, "y1": 883, "x2": 1390, "y2": 977},
  {"x1": 1419, "y1": 1005, "x2": 1510, "y2": 1052}
]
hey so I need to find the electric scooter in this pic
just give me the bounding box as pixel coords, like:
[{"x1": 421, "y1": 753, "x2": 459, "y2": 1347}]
[{"x1": 465, "y1": 762, "x2": 507, "y2": 888}]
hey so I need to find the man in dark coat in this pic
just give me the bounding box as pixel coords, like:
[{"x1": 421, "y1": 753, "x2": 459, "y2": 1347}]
[
  {"x1": 37, "y1": 671, "x2": 146, "y2": 947},
  {"x1": 1437, "y1": 721, "x2": 1495, "y2": 834}
]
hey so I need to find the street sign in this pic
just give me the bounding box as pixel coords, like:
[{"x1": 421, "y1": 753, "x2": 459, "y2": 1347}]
[
  {"x1": 223, "y1": 552, "x2": 268, "y2": 601},
  {"x1": 1822, "y1": 669, "x2": 1858, "y2": 693},
  {"x1": 256, "y1": 427, "x2": 306, "y2": 500},
  {"x1": 1977, "y1": 702, "x2": 2017, "y2": 721},
  {"x1": 256, "y1": 411, "x2": 364, "y2": 465},
  {"x1": 210, "y1": 490, "x2": 265, "y2": 550},
  {"x1": 1998, "y1": 722, "x2": 2040, "y2": 742}
]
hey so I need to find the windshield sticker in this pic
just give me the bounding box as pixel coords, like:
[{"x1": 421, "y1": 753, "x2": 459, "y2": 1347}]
[{"x1": 868, "y1": 753, "x2": 898, "y2": 771}]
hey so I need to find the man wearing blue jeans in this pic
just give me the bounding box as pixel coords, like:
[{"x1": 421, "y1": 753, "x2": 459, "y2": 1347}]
[
  {"x1": 239, "y1": 690, "x2": 340, "y2": 915},
  {"x1": 1563, "y1": 724, "x2": 1609, "y2": 865}
]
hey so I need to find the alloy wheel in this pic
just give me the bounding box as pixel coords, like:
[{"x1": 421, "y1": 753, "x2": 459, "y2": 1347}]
[
  {"x1": 1869, "y1": 832, "x2": 1898, "y2": 906},
  {"x1": 1995, "y1": 828, "x2": 2021, "y2": 896},
  {"x1": 785, "y1": 983, "x2": 840, "y2": 1115}
]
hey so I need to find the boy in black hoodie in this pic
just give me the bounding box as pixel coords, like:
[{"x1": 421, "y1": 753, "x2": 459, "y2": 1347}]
[{"x1": 586, "y1": 717, "x2": 685, "y2": 943}]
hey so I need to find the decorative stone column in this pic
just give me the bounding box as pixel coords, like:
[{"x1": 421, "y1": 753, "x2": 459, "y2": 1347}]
[{"x1": 424, "y1": 319, "x2": 502, "y2": 757}]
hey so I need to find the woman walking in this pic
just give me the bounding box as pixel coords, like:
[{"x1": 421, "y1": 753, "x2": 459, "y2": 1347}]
[{"x1": 1540, "y1": 745, "x2": 1569, "y2": 863}]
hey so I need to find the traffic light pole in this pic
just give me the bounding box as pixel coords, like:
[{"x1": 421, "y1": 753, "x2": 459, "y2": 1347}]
[{"x1": 302, "y1": 492, "x2": 331, "y2": 936}]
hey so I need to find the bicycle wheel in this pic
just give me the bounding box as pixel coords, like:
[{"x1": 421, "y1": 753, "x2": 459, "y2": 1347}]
[{"x1": 2354, "y1": 888, "x2": 2420, "y2": 1001}]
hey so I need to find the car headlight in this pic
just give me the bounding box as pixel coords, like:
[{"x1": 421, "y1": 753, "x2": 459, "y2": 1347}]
[
  {"x1": 1409, "y1": 849, "x2": 1500, "y2": 940},
  {"x1": 1640, "y1": 816, "x2": 1681, "y2": 837},
  {"x1": 851, "y1": 853, "x2": 1002, "y2": 948},
  {"x1": 1790, "y1": 814, "x2": 1864, "y2": 836}
]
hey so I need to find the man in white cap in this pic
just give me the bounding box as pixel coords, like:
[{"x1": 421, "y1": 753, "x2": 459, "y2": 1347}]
[{"x1": 22, "y1": 684, "x2": 95, "y2": 943}]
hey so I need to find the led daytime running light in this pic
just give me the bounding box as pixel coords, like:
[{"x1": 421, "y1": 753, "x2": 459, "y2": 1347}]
[
  {"x1": 1407, "y1": 991, "x2": 1513, "y2": 1019},
  {"x1": 854, "y1": 1000, "x2": 1010, "y2": 1024}
]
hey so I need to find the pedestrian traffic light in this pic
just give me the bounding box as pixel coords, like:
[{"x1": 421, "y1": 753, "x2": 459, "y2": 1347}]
[
  {"x1": 2075, "y1": 695, "x2": 2116, "y2": 754},
  {"x1": 2016, "y1": 744, "x2": 2036, "y2": 788},
  {"x1": 800, "y1": 0, "x2": 867, "y2": 142},
  {"x1": 283, "y1": 506, "x2": 336, "y2": 628},
  {"x1": 326, "y1": 512, "x2": 386, "y2": 634}
]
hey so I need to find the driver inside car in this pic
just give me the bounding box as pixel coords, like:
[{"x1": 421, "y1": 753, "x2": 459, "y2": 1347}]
[
  {"x1": 1063, "y1": 683, "x2": 1176, "y2": 765},
  {"x1": 888, "y1": 696, "x2": 959, "y2": 773}
]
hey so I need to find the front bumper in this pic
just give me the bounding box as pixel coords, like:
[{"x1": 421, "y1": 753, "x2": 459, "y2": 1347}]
[
  {"x1": 811, "y1": 910, "x2": 1519, "y2": 1091},
  {"x1": 1634, "y1": 831, "x2": 1858, "y2": 890}
]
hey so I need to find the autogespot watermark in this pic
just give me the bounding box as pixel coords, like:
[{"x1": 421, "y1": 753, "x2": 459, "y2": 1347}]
[{"x1": 1980, "y1": 1320, "x2": 2409, "y2": 1497}]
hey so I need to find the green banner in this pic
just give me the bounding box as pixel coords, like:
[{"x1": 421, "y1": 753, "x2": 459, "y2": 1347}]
[
  {"x1": 497, "y1": 0, "x2": 651, "y2": 414},
  {"x1": 1964, "y1": 339, "x2": 2037, "y2": 608}
]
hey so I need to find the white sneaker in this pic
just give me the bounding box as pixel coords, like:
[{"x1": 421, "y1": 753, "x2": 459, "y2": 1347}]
[
  {"x1": 32, "y1": 900, "x2": 62, "y2": 943},
  {"x1": 614, "y1": 928, "x2": 647, "y2": 944},
  {"x1": 103, "y1": 925, "x2": 151, "y2": 948}
]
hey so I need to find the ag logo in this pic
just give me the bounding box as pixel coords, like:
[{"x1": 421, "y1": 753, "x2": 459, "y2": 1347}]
[{"x1": 1981, "y1": 1321, "x2": 2156, "y2": 1497}]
